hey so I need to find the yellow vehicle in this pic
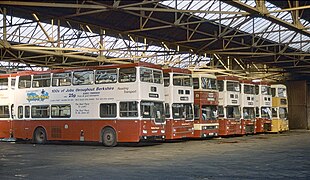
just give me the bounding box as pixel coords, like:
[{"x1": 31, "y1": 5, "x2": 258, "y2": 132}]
[{"x1": 271, "y1": 84, "x2": 289, "y2": 133}]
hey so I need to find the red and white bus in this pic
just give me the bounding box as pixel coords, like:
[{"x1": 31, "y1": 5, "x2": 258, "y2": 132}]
[
  {"x1": 217, "y1": 76, "x2": 242, "y2": 136},
  {"x1": 192, "y1": 73, "x2": 219, "y2": 138},
  {"x1": 163, "y1": 68, "x2": 194, "y2": 140},
  {"x1": 254, "y1": 81, "x2": 272, "y2": 133},
  {"x1": 11, "y1": 62, "x2": 166, "y2": 146},
  {"x1": 0, "y1": 74, "x2": 15, "y2": 140},
  {"x1": 240, "y1": 80, "x2": 256, "y2": 134}
]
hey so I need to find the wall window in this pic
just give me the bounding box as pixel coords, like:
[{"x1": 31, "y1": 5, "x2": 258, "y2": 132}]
[
  {"x1": 52, "y1": 72, "x2": 72, "y2": 86},
  {"x1": 120, "y1": 101, "x2": 138, "y2": 117},
  {"x1": 95, "y1": 69, "x2": 117, "y2": 84},
  {"x1": 100, "y1": 103, "x2": 117, "y2": 118},
  {"x1": 119, "y1": 68, "x2": 136, "y2": 83},
  {"x1": 33, "y1": 74, "x2": 51, "y2": 88},
  {"x1": 0, "y1": 78, "x2": 8, "y2": 90},
  {"x1": 18, "y1": 106, "x2": 23, "y2": 119},
  {"x1": 31, "y1": 105, "x2": 50, "y2": 118},
  {"x1": 73, "y1": 71, "x2": 94, "y2": 85},
  {"x1": 18, "y1": 76, "x2": 31, "y2": 89},
  {"x1": 51, "y1": 105, "x2": 71, "y2": 118},
  {"x1": 0, "y1": 105, "x2": 9, "y2": 118},
  {"x1": 25, "y1": 106, "x2": 30, "y2": 118}
]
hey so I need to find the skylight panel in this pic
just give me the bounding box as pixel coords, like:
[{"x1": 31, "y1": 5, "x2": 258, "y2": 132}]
[
  {"x1": 177, "y1": 0, "x2": 190, "y2": 9},
  {"x1": 188, "y1": 0, "x2": 204, "y2": 11}
]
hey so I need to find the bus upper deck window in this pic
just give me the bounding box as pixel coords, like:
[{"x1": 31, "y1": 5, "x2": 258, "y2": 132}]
[
  {"x1": 164, "y1": 74, "x2": 170, "y2": 87},
  {"x1": 52, "y1": 72, "x2": 72, "y2": 86},
  {"x1": 0, "y1": 78, "x2": 8, "y2": 90},
  {"x1": 18, "y1": 76, "x2": 31, "y2": 89},
  {"x1": 218, "y1": 80, "x2": 224, "y2": 92},
  {"x1": 0, "y1": 105, "x2": 9, "y2": 118},
  {"x1": 140, "y1": 68, "x2": 153, "y2": 83},
  {"x1": 119, "y1": 68, "x2": 136, "y2": 83},
  {"x1": 73, "y1": 71, "x2": 94, "y2": 85},
  {"x1": 173, "y1": 74, "x2": 192, "y2": 87},
  {"x1": 33, "y1": 74, "x2": 51, "y2": 88},
  {"x1": 153, "y1": 70, "x2": 162, "y2": 84},
  {"x1": 227, "y1": 81, "x2": 239, "y2": 92},
  {"x1": 95, "y1": 69, "x2": 117, "y2": 84},
  {"x1": 193, "y1": 78, "x2": 199, "y2": 89},
  {"x1": 201, "y1": 77, "x2": 217, "y2": 90}
]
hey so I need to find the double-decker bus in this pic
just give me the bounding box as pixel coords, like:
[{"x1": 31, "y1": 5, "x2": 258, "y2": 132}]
[
  {"x1": 163, "y1": 68, "x2": 194, "y2": 140},
  {"x1": 11, "y1": 62, "x2": 166, "y2": 146},
  {"x1": 240, "y1": 80, "x2": 256, "y2": 134},
  {"x1": 254, "y1": 81, "x2": 272, "y2": 133},
  {"x1": 0, "y1": 74, "x2": 15, "y2": 140},
  {"x1": 217, "y1": 76, "x2": 242, "y2": 136},
  {"x1": 192, "y1": 73, "x2": 219, "y2": 138},
  {"x1": 271, "y1": 84, "x2": 289, "y2": 133}
]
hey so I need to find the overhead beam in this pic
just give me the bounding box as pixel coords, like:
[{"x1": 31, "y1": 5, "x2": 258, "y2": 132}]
[{"x1": 227, "y1": 0, "x2": 310, "y2": 38}]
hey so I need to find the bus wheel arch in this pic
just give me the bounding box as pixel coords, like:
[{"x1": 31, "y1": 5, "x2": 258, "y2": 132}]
[
  {"x1": 101, "y1": 126, "x2": 117, "y2": 147},
  {"x1": 33, "y1": 126, "x2": 47, "y2": 144}
]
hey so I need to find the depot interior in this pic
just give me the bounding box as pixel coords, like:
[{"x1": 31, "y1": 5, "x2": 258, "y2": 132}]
[{"x1": 0, "y1": 0, "x2": 310, "y2": 130}]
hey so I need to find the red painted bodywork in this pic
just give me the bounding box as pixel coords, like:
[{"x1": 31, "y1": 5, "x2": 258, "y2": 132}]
[
  {"x1": 241, "y1": 119, "x2": 256, "y2": 134},
  {"x1": 0, "y1": 120, "x2": 12, "y2": 139},
  {"x1": 193, "y1": 91, "x2": 219, "y2": 138},
  {"x1": 165, "y1": 119, "x2": 194, "y2": 140},
  {"x1": 256, "y1": 118, "x2": 272, "y2": 133},
  {"x1": 12, "y1": 119, "x2": 165, "y2": 142},
  {"x1": 218, "y1": 119, "x2": 242, "y2": 136}
]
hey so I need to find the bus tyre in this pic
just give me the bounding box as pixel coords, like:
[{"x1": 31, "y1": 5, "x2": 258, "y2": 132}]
[
  {"x1": 33, "y1": 127, "x2": 47, "y2": 144},
  {"x1": 102, "y1": 127, "x2": 117, "y2": 147}
]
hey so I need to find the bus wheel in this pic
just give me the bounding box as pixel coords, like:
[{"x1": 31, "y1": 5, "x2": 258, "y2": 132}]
[
  {"x1": 102, "y1": 127, "x2": 117, "y2": 147},
  {"x1": 33, "y1": 127, "x2": 47, "y2": 144}
]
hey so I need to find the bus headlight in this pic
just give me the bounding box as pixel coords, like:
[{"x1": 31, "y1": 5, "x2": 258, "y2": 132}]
[
  {"x1": 143, "y1": 130, "x2": 148, "y2": 134},
  {"x1": 161, "y1": 130, "x2": 165, "y2": 134}
]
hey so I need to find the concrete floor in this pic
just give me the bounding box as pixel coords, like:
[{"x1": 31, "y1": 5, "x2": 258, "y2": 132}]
[{"x1": 1, "y1": 131, "x2": 310, "y2": 179}]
